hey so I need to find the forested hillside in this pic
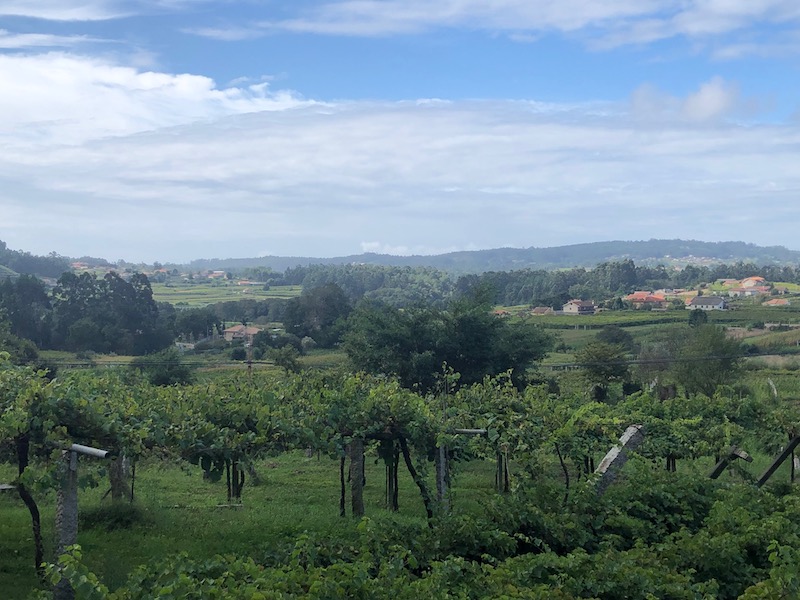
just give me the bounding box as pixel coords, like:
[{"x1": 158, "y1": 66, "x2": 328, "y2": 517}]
[
  {"x1": 0, "y1": 240, "x2": 70, "y2": 278},
  {"x1": 183, "y1": 239, "x2": 800, "y2": 274},
  {"x1": 268, "y1": 259, "x2": 800, "y2": 310}
]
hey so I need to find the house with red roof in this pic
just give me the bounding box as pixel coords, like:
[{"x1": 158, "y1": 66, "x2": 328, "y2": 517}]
[
  {"x1": 625, "y1": 291, "x2": 666, "y2": 309},
  {"x1": 741, "y1": 276, "x2": 767, "y2": 288},
  {"x1": 763, "y1": 298, "x2": 791, "y2": 307},
  {"x1": 223, "y1": 324, "x2": 262, "y2": 343}
]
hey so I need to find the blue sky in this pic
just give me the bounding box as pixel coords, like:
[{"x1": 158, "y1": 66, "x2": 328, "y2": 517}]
[{"x1": 1, "y1": 1, "x2": 799, "y2": 263}]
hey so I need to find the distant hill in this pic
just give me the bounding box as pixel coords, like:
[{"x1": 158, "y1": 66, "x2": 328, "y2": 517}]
[
  {"x1": 0, "y1": 239, "x2": 71, "y2": 278},
  {"x1": 182, "y1": 239, "x2": 800, "y2": 274}
]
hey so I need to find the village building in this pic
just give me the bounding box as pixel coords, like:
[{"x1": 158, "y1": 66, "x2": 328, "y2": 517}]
[
  {"x1": 223, "y1": 324, "x2": 261, "y2": 343},
  {"x1": 562, "y1": 299, "x2": 596, "y2": 315},
  {"x1": 728, "y1": 286, "x2": 770, "y2": 298},
  {"x1": 686, "y1": 296, "x2": 728, "y2": 311},
  {"x1": 624, "y1": 291, "x2": 666, "y2": 309},
  {"x1": 741, "y1": 276, "x2": 766, "y2": 288},
  {"x1": 763, "y1": 298, "x2": 791, "y2": 307}
]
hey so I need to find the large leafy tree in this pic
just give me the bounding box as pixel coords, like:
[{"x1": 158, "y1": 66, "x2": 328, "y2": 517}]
[
  {"x1": 174, "y1": 306, "x2": 220, "y2": 341},
  {"x1": 51, "y1": 272, "x2": 170, "y2": 355},
  {"x1": 283, "y1": 283, "x2": 352, "y2": 347},
  {"x1": 343, "y1": 291, "x2": 552, "y2": 392},
  {"x1": 637, "y1": 324, "x2": 743, "y2": 398},
  {"x1": 671, "y1": 324, "x2": 743, "y2": 397},
  {"x1": 0, "y1": 274, "x2": 52, "y2": 347},
  {"x1": 575, "y1": 341, "x2": 630, "y2": 401}
]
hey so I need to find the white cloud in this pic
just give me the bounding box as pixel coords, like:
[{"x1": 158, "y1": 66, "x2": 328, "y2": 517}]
[
  {"x1": 0, "y1": 52, "x2": 797, "y2": 262},
  {"x1": 1, "y1": 78, "x2": 799, "y2": 261},
  {"x1": 0, "y1": 1, "x2": 131, "y2": 21},
  {"x1": 597, "y1": 0, "x2": 800, "y2": 47},
  {"x1": 0, "y1": 53, "x2": 313, "y2": 146},
  {"x1": 183, "y1": 26, "x2": 264, "y2": 42},
  {"x1": 0, "y1": 0, "x2": 217, "y2": 21},
  {"x1": 230, "y1": 0, "x2": 800, "y2": 55},
  {"x1": 258, "y1": 0, "x2": 664, "y2": 37},
  {"x1": 631, "y1": 77, "x2": 743, "y2": 122},
  {"x1": 0, "y1": 30, "x2": 100, "y2": 49},
  {"x1": 682, "y1": 77, "x2": 739, "y2": 121}
]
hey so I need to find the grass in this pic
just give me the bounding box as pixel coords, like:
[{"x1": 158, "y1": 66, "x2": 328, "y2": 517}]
[
  {"x1": 4, "y1": 427, "x2": 799, "y2": 597},
  {"x1": 151, "y1": 283, "x2": 302, "y2": 307},
  {"x1": 300, "y1": 349, "x2": 349, "y2": 369},
  {"x1": 0, "y1": 451, "x2": 496, "y2": 598}
]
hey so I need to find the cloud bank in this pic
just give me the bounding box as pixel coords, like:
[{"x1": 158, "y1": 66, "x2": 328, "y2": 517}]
[
  {"x1": 178, "y1": 0, "x2": 800, "y2": 57},
  {"x1": 0, "y1": 52, "x2": 797, "y2": 262}
]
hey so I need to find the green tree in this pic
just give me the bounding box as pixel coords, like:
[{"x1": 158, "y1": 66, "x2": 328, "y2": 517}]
[
  {"x1": 575, "y1": 341, "x2": 630, "y2": 401},
  {"x1": 52, "y1": 272, "x2": 170, "y2": 355},
  {"x1": 283, "y1": 283, "x2": 352, "y2": 347},
  {"x1": 268, "y1": 345, "x2": 302, "y2": 373},
  {"x1": 671, "y1": 324, "x2": 743, "y2": 397},
  {"x1": 688, "y1": 309, "x2": 708, "y2": 327},
  {"x1": 637, "y1": 324, "x2": 743, "y2": 398},
  {"x1": 596, "y1": 325, "x2": 636, "y2": 353},
  {"x1": 131, "y1": 347, "x2": 194, "y2": 386},
  {"x1": 344, "y1": 292, "x2": 552, "y2": 393}
]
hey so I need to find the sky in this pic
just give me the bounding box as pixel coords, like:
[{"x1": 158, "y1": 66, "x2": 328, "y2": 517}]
[{"x1": 1, "y1": 1, "x2": 799, "y2": 263}]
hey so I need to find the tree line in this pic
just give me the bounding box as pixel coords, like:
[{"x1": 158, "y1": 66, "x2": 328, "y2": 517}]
[
  {"x1": 237, "y1": 259, "x2": 800, "y2": 310},
  {"x1": 0, "y1": 240, "x2": 71, "y2": 279},
  {"x1": 0, "y1": 273, "x2": 172, "y2": 360},
  {"x1": 458, "y1": 259, "x2": 800, "y2": 307}
]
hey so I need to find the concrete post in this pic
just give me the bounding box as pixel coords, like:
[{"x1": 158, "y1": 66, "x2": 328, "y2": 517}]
[
  {"x1": 54, "y1": 451, "x2": 78, "y2": 600},
  {"x1": 594, "y1": 425, "x2": 644, "y2": 495}
]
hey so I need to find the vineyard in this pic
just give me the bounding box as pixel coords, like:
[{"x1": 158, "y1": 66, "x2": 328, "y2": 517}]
[{"x1": 3, "y1": 357, "x2": 800, "y2": 599}]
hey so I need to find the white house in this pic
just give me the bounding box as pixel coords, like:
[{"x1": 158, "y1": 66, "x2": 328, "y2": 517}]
[
  {"x1": 686, "y1": 296, "x2": 727, "y2": 311},
  {"x1": 562, "y1": 299, "x2": 596, "y2": 315}
]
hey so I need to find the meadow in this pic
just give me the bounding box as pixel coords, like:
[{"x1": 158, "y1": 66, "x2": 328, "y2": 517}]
[
  {"x1": 150, "y1": 282, "x2": 302, "y2": 306},
  {"x1": 0, "y1": 452, "x2": 493, "y2": 597}
]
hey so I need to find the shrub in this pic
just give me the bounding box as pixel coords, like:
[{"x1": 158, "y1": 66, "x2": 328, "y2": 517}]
[{"x1": 131, "y1": 347, "x2": 194, "y2": 386}]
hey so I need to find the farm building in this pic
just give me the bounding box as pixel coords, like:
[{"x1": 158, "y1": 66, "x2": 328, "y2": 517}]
[
  {"x1": 686, "y1": 296, "x2": 727, "y2": 311},
  {"x1": 562, "y1": 299, "x2": 596, "y2": 315}
]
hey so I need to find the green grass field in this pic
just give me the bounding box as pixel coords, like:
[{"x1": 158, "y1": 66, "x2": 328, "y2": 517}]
[
  {"x1": 150, "y1": 283, "x2": 302, "y2": 306},
  {"x1": 0, "y1": 452, "x2": 496, "y2": 598},
  {"x1": 4, "y1": 443, "x2": 795, "y2": 598}
]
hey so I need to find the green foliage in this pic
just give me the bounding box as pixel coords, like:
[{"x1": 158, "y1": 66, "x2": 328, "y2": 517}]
[
  {"x1": 574, "y1": 341, "x2": 630, "y2": 399},
  {"x1": 0, "y1": 239, "x2": 71, "y2": 278},
  {"x1": 595, "y1": 324, "x2": 636, "y2": 352},
  {"x1": 740, "y1": 540, "x2": 800, "y2": 599},
  {"x1": 174, "y1": 306, "x2": 220, "y2": 341},
  {"x1": 51, "y1": 271, "x2": 172, "y2": 355},
  {"x1": 268, "y1": 345, "x2": 302, "y2": 373},
  {"x1": 689, "y1": 308, "x2": 709, "y2": 327},
  {"x1": 283, "y1": 283, "x2": 352, "y2": 347},
  {"x1": 253, "y1": 329, "x2": 303, "y2": 354},
  {"x1": 7, "y1": 341, "x2": 800, "y2": 598},
  {"x1": 131, "y1": 347, "x2": 194, "y2": 386},
  {"x1": 636, "y1": 323, "x2": 744, "y2": 397},
  {"x1": 344, "y1": 293, "x2": 553, "y2": 393},
  {"x1": 230, "y1": 346, "x2": 247, "y2": 361},
  {"x1": 0, "y1": 274, "x2": 52, "y2": 347},
  {"x1": 0, "y1": 320, "x2": 40, "y2": 366},
  {"x1": 672, "y1": 324, "x2": 744, "y2": 397}
]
